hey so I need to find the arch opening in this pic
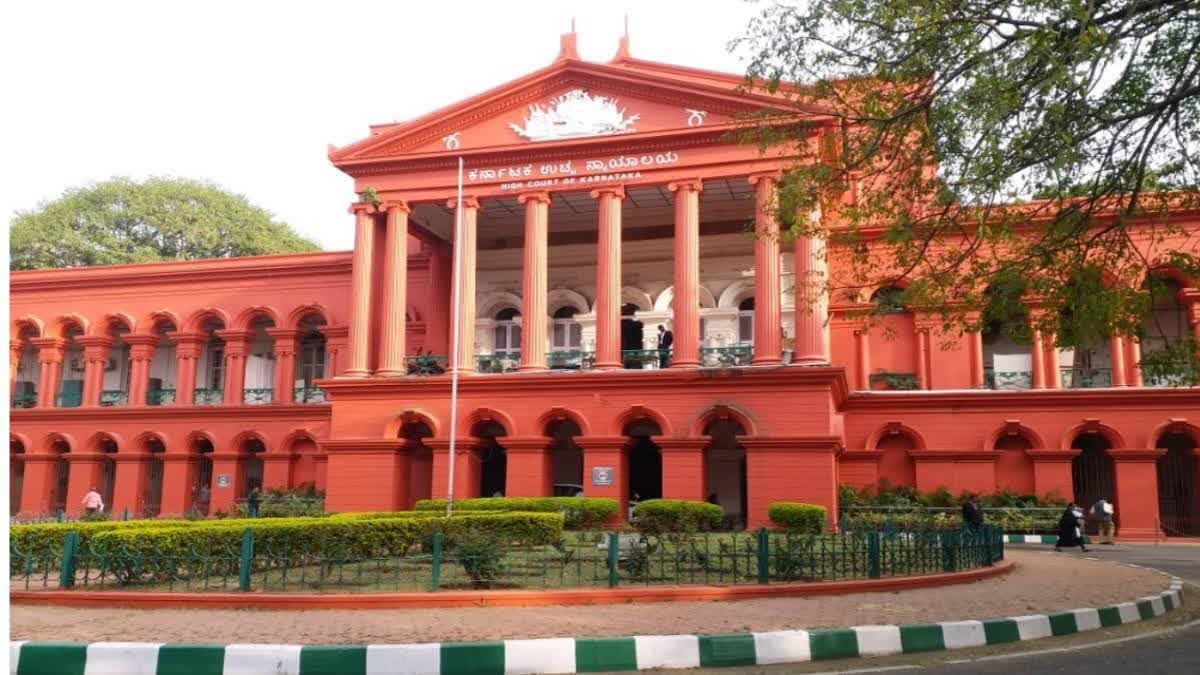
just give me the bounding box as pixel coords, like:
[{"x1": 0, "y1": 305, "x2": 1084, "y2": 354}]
[
  {"x1": 296, "y1": 313, "x2": 328, "y2": 403},
  {"x1": 1071, "y1": 433, "x2": 1115, "y2": 533},
  {"x1": 1157, "y1": 432, "x2": 1198, "y2": 536},
  {"x1": 624, "y1": 418, "x2": 662, "y2": 512},
  {"x1": 704, "y1": 418, "x2": 746, "y2": 529},
  {"x1": 546, "y1": 419, "x2": 583, "y2": 496},
  {"x1": 57, "y1": 323, "x2": 85, "y2": 408},
  {"x1": 401, "y1": 421, "x2": 434, "y2": 509},
  {"x1": 148, "y1": 317, "x2": 178, "y2": 406},
  {"x1": 244, "y1": 316, "x2": 277, "y2": 405},
  {"x1": 196, "y1": 318, "x2": 227, "y2": 405},
  {"x1": 472, "y1": 420, "x2": 508, "y2": 498},
  {"x1": 10, "y1": 439, "x2": 25, "y2": 516}
]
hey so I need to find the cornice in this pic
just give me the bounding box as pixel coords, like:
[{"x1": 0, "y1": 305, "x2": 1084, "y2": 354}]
[
  {"x1": 320, "y1": 439, "x2": 404, "y2": 453},
  {"x1": 842, "y1": 387, "x2": 1200, "y2": 412},
  {"x1": 909, "y1": 450, "x2": 1000, "y2": 462},
  {"x1": 739, "y1": 436, "x2": 844, "y2": 451},
  {"x1": 10, "y1": 403, "x2": 331, "y2": 423}
]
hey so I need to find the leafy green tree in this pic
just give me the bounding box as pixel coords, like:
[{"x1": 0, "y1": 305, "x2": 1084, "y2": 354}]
[
  {"x1": 736, "y1": 0, "x2": 1200, "y2": 380},
  {"x1": 10, "y1": 177, "x2": 319, "y2": 270}
]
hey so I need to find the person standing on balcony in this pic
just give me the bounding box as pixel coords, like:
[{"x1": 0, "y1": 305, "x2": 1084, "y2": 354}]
[
  {"x1": 656, "y1": 324, "x2": 673, "y2": 368},
  {"x1": 1091, "y1": 497, "x2": 1115, "y2": 544},
  {"x1": 81, "y1": 487, "x2": 103, "y2": 516}
]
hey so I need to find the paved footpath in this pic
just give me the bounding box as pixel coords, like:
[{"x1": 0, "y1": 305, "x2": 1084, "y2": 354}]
[{"x1": 9, "y1": 550, "x2": 1165, "y2": 645}]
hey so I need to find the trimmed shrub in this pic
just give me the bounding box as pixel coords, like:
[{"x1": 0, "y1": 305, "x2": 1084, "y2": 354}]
[
  {"x1": 449, "y1": 530, "x2": 504, "y2": 588},
  {"x1": 768, "y1": 503, "x2": 826, "y2": 533},
  {"x1": 632, "y1": 499, "x2": 722, "y2": 535},
  {"x1": 11, "y1": 519, "x2": 195, "y2": 554},
  {"x1": 415, "y1": 497, "x2": 619, "y2": 529}
]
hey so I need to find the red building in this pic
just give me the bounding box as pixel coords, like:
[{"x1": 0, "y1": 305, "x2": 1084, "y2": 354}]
[{"x1": 10, "y1": 32, "x2": 1200, "y2": 539}]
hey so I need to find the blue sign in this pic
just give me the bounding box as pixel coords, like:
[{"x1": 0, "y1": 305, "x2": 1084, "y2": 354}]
[{"x1": 591, "y1": 466, "x2": 614, "y2": 486}]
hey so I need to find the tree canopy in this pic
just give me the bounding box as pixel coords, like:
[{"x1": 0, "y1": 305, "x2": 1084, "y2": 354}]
[
  {"x1": 10, "y1": 177, "x2": 320, "y2": 271},
  {"x1": 736, "y1": 0, "x2": 1200, "y2": 380}
]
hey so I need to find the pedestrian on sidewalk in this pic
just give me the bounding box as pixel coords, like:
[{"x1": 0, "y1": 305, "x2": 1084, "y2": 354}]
[
  {"x1": 961, "y1": 497, "x2": 984, "y2": 531},
  {"x1": 247, "y1": 486, "x2": 261, "y2": 518},
  {"x1": 81, "y1": 487, "x2": 103, "y2": 516},
  {"x1": 1055, "y1": 502, "x2": 1089, "y2": 552},
  {"x1": 1091, "y1": 497, "x2": 1115, "y2": 544}
]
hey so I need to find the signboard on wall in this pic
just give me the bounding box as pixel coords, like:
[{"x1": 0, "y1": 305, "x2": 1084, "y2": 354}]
[
  {"x1": 216, "y1": 474, "x2": 230, "y2": 489},
  {"x1": 591, "y1": 467, "x2": 614, "y2": 486}
]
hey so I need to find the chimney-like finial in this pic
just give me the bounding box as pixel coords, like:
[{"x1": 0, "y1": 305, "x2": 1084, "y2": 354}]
[
  {"x1": 612, "y1": 14, "x2": 632, "y2": 61},
  {"x1": 557, "y1": 17, "x2": 580, "y2": 61}
]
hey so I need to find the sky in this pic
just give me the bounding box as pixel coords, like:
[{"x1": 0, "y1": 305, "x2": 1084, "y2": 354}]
[{"x1": 0, "y1": 0, "x2": 762, "y2": 252}]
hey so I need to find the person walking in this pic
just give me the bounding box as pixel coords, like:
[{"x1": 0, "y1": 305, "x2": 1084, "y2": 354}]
[
  {"x1": 1055, "y1": 502, "x2": 1089, "y2": 552},
  {"x1": 656, "y1": 324, "x2": 673, "y2": 368},
  {"x1": 961, "y1": 497, "x2": 984, "y2": 531},
  {"x1": 1091, "y1": 497, "x2": 1116, "y2": 544},
  {"x1": 247, "y1": 486, "x2": 261, "y2": 518},
  {"x1": 81, "y1": 487, "x2": 104, "y2": 516}
]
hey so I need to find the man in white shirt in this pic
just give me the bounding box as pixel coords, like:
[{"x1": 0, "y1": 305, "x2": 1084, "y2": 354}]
[
  {"x1": 1091, "y1": 498, "x2": 1115, "y2": 544},
  {"x1": 81, "y1": 487, "x2": 104, "y2": 515}
]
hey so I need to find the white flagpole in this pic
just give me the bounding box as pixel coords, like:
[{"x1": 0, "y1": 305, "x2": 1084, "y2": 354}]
[{"x1": 445, "y1": 156, "x2": 465, "y2": 517}]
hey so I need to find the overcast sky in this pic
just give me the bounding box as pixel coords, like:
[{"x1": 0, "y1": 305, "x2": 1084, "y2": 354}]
[{"x1": 0, "y1": 1, "x2": 761, "y2": 251}]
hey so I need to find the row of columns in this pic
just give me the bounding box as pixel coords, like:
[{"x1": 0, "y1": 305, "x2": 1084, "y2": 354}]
[{"x1": 343, "y1": 175, "x2": 831, "y2": 376}]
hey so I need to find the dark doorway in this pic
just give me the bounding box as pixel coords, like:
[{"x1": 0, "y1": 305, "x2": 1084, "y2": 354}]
[
  {"x1": 1157, "y1": 433, "x2": 1198, "y2": 536},
  {"x1": 142, "y1": 438, "x2": 166, "y2": 518},
  {"x1": 547, "y1": 419, "x2": 584, "y2": 496},
  {"x1": 1072, "y1": 433, "x2": 1115, "y2": 533},
  {"x1": 626, "y1": 418, "x2": 663, "y2": 507},
  {"x1": 98, "y1": 438, "x2": 118, "y2": 511},
  {"x1": 474, "y1": 421, "x2": 508, "y2": 498},
  {"x1": 621, "y1": 304, "x2": 645, "y2": 367}
]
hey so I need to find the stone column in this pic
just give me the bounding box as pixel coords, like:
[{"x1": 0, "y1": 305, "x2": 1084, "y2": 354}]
[
  {"x1": 592, "y1": 187, "x2": 624, "y2": 370},
  {"x1": 377, "y1": 201, "x2": 411, "y2": 376},
  {"x1": 915, "y1": 328, "x2": 931, "y2": 390},
  {"x1": 1044, "y1": 334, "x2": 1061, "y2": 389},
  {"x1": 160, "y1": 452, "x2": 196, "y2": 516},
  {"x1": 1031, "y1": 329, "x2": 1046, "y2": 389},
  {"x1": 30, "y1": 338, "x2": 65, "y2": 408},
  {"x1": 669, "y1": 180, "x2": 703, "y2": 368},
  {"x1": 345, "y1": 203, "x2": 377, "y2": 377},
  {"x1": 519, "y1": 191, "x2": 551, "y2": 371},
  {"x1": 449, "y1": 197, "x2": 480, "y2": 374},
  {"x1": 742, "y1": 437, "x2": 840, "y2": 530},
  {"x1": 1109, "y1": 335, "x2": 1128, "y2": 386},
  {"x1": 216, "y1": 329, "x2": 251, "y2": 405},
  {"x1": 1110, "y1": 448, "x2": 1167, "y2": 539},
  {"x1": 322, "y1": 440, "x2": 405, "y2": 512},
  {"x1": 208, "y1": 452, "x2": 242, "y2": 515},
  {"x1": 110, "y1": 454, "x2": 149, "y2": 517},
  {"x1": 322, "y1": 326, "x2": 349, "y2": 377},
  {"x1": 169, "y1": 333, "x2": 204, "y2": 406},
  {"x1": 266, "y1": 328, "x2": 299, "y2": 403},
  {"x1": 749, "y1": 173, "x2": 783, "y2": 365},
  {"x1": 579, "y1": 436, "x2": 629, "y2": 523},
  {"x1": 793, "y1": 216, "x2": 830, "y2": 364},
  {"x1": 658, "y1": 438, "x2": 706, "y2": 502},
  {"x1": 76, "y1": 337, "x2": 112, "y2": 407},
  {"x1": 18, "y1": 455, "x2": 59, "y2": 515},
  {"x1": 968, "y1": 314, "x2": 985, "y2": 388},
  {"x1": 9, "y1": 340, "x2": 21, "y2": 397},
  {"x1": 853, "y1": 328, "x2": 870, "y2": 390},
  {"x1": 428, "y1": 439, "x2": 480, "y2": 500},
  {"x1": 1126, "y1": 338, "x2": 1143, "y2": 387},
  {"x1": 504, "y1": 438, "x2": 552, "y2": 497},
  {"x1": 124, "y1": 335, "x2": 158, "y2": 406}
]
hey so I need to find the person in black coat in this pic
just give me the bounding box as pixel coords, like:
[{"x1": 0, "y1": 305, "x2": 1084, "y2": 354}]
[
  {"x1": 656, "y1": 325, "x2": 674, "y2": 368},
  {"x1": 1055, "y1": 502, "x2": 1089, "y2": 552},
  {"x1": 961, "y1": 498, "x2": 984, "y2": 531}
]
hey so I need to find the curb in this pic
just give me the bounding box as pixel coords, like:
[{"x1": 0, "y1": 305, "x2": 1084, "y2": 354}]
[
  {"x1": 1003, "y1": 534, "x2": 1093, "y2": 544},
  {"x1": 8, "y1": 576, "x2": 1184, "y2": 674}
]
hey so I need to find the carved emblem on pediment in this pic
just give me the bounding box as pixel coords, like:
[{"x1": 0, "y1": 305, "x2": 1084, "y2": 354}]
[{"x1": 508, "y1": 89, "x2": 640, "y2": 142}]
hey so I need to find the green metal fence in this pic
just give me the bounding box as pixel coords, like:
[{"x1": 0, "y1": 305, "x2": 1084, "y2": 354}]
[
  {"x1": 983, "y1": 368, "x2": 1033, "y2": 390},
  {"x1": 1060, "y1": 367, "x2": 1112, "y2": 388},
  {"x1": 621, "y1": 349, "x2": 666, "y2": 369},
  {"x1": 242, "y1": 388, "x2": 273, "y2": 405},
  {"x1": 193, "y1": 388, "x2": 223, "y2": 405},
  {"x1": 10, "y1": 526, "x2": 1002, "y2": 594},
  {"x1": 406, "y1": 355, "x2": 447, "y2": 375},
  {"x1": 11, "y1": 393, "x2": 37, "y2": 409},
  {"x1": 147, "y1": 388, "x2": 175, "y2": 406},
  {"x1": 700, "y1": 346, "x2": 753, "y2": 368},
  {"x1": 293, "y1": 386, "x2": 326, "y2": 403},
  {"x1": 99, "y1": 390, "x2": 128, "y2": 406}
]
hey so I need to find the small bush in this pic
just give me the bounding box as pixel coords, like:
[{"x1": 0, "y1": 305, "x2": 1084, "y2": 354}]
[
  {"x1": 449, "y1": 530, "x2": 504, "y2": 588},
  {"x1": 415, "y1": 497, "x2": 619, "y2": 529},
  {"x1": 632, "y1": 499, "x2": 722, "y2": 536},
  {"x1": 768, "y1": 503, "x2": 826, "y2": 533}
]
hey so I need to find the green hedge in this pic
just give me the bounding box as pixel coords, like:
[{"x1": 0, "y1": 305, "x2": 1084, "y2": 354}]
[
  {"x1": 632, "y1": 499, "x2": 723, "y2": 535},
  {"x1": 415, "y1": 497, "x2": 620, "y2": 529},
  {"x1": 768, "y1": 503, "x2": 826, "y2": 533},
  {"x1": 11, "y1": 520, "x2": 197, "y2": 554}
]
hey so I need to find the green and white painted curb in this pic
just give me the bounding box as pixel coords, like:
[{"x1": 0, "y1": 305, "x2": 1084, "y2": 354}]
[
  {"x1": 8, "y1": 577, "x2": 1183, "y2": 674},
  {"x1": 1003, "y1": 534, "x2": 1094, "y2": 544}
]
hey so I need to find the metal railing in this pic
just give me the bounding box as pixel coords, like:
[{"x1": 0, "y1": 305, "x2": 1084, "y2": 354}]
[
  {"x1": 10, "y1": 526, "x2": 1001, "y2": 593},
  {"x1": 1060, "y1": 367, "x2": 1112, "y2": 388},
  {"x1": 242, "y1": 388, "x2": 273, "y2": 405},
  {"x1": 193, "y1": 388, "x2": 224, "y2": 406},
  {"x1": 147, "y1": 389, "x2": 176, "y2": 406},
  {"x1": 11, "y1": 393, "x2": 36, "y2": 409},
  {"x1": 293, "y1": 387, "x2": 326, "y2": 404},
  {"x1": 56, "y1": 391, "x2": 82, "y2": 408},
  {"x1": 405, "y1": 355, "x2": 447, "y2": 376},
  {"x1": 621, "y1": 349, "x2": 668, "y2": 369},
  {"x1": 99, "y1": 390, "x2": 128, "y2": 407},
  {"x1": 548, "y1": 350, "x2": 595, "y2": 370},
  {"x1": 476, "y1": 353, "x2": 519, "y2": 374},
  {"x1": 700, "y1": 345, "x2": 753, "y2": 368},
  {"x1": 983, "y1": 368, "x2": 1033, "y2": 390}
]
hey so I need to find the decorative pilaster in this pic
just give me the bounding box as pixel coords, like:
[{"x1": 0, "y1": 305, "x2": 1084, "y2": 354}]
[
  {"x1": 215, "y1": 329, "x2": 251, "y2": 405},
  {"x1": 345, "y1": 203, "x2": 377, "y2": 377},
  {"x1": 169, "y1": 332, "x2": 204, "y2": 406},
  {"x1": 668, "y1": 179, "x2": 702, "y2": 368},
  {"x1": 124, "y1": 335, "x2": 158, "y2": 406},
  {"x1": 592, "y1": 187, "x2": 624, "y2": 370},
  {"x1": 160, "y1": 452, "x2": 196, "y2": 516},
  {"x1": 75, "y1": 337, "x2": 113, "y2": 407},
  {"x1": 377, "y1": 201, "x2": 411, "y2": 376},
  {"x1": 749, "y1": 173, "x2": 782, "y2": 365},
  {"x1": 1126, "y1": 338, "x2": 1143, "y2": 387},
  {"x1": 503, "y1": 438, "x2": 552, "y2": 497},
  {"x1": 1109, "y1": 335, "x2": 1128, "y2": 386},
  {"x1": 1031, "y1": 329, "x2": 1046, "y2": 389},
  {"x1": 1110, "y1": 448, "x2": 1168, "y2": 538},
  {"x1": 322, "y1": 325, "x2": 349, "y2": 377},
  {"x1": 519, "y1": 191, "x2": 551, "y2": 371},
  {"x1": 266, "y1": 328, "x2": 299, "y2": 403},
  {"x1": 10, "y1": 339, "x2": 23, "y2": 397},
  {"x1": 915, "y1": 327, "x2": 932, "y2": 390},
  {"x1": 110, "y1": 454, "x2": 150, "y2": 517},
  {"x1": 449, "y1": 196, "x2": 480, "y2": 374},
  {"x1": 853, "y1": 328, "x2": 870, "y2": 390},
  {"x1": 657, "y1": 438, "x2": 707, "y2": 502},
  {"x1": 792, "y1": 213, "x2": 829, "y2": 364},
  {"x1": 578, "y1": 436, "x2": 630, "y2": 522},
  {"x1": 30, "y1": 338, "x2": 65, "y2": 408}
]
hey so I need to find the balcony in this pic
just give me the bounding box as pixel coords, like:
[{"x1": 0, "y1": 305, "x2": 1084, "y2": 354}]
[
  {"x1": 243, "y1": 388, "x2": 273, "y2": 405},
  {"x1": 57, "y1": 391, "x2": 82, "y2": 408},
  {"x1": 477, "y1": 353, "x2": 519, "y2": 374},
  {"x1": 99, "y1": 390, "x2": 128, "y2": 407},
  {"x1": 147, "y1": 388, "x2": 176, "y2": 406},
  {"x1": 405, "y1": 354, "x2": 448, "y2": 376},
  {"x1": 11, "y1": 394, "x2": 36, "y2": 409},
  {"x1": 984, "y1": 368, "x2": 1033, "y2": 390},
  {"x1": 621, "y1": 349, "x2": 667, "y2": 369},
  {"x1": 700, "y1": 345, "x2": 753, "y2": 368},
  {"x1": 547, "y1": 350, "x2": 595, "y2": 370},
  {"x1": 194, "y1": 388, "x2": 224, "y2": 406},
  {"x1": 294, "y1": 386, "x2": 327, "y2": 403},
  {"x1": 1060, "y1": 367, "x2": 1112, "y2": 389}
]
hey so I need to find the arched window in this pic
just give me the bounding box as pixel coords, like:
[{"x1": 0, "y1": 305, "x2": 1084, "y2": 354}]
[
  {"x1": 551, "y1": 306, "x2": 582, "y2": 351},
  {"x1": 737, "y1": 298, "x2": 755, "y2": 345},
  {"x1": 1143, "y1": 277, "x2": 1189, "y2": 386},
  {"x1": 296, "y1": 314, "x2": 327, "y2": 403},
  {"x1": 13, "y1": 326, "x2": 40, "y2": 408},
  {"x1": 494, "y1": 308, "x2": 521, "y2": 358},
  {"x1": 197, "y1": 318, "x2": 226, "y2": 405},
  {"x1": 58, "y1": 324, "x2": 85, "y2": 408},
  {"x1": 981, "y1": 279, "x2": 1033, "y2": 389},
  {"x1": 147, "y1": 319, "x2": 178, "y2": 406}
]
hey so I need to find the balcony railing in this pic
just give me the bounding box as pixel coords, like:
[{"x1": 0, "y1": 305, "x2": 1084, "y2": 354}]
[
  {"x1": 194, "y1": 388, "x2": 224, "y2": 406},
  {"x1": 99, "y1": 390, "x2": 128, "y2": 407},
  {"x1": 11, "y1": 394, "x2": 36, "y2": 409},
  {"x1": 405, "y1": 354, "x2": 447, "y2": 376},
  {"x1": 1060, "y1": 367, "x2": 1112, "y2": 389},
  {"x1": 294, "y1": 386, "x2": 326, "y2": 403},
  {"x1": 548, "y1": 350, "x2": 594, "y2": 370},
  {"x1": 57, "y1": 391, "x2": 82, "y2": 408},
  {"x1": 621, "y1": 349, "x2": 668, "y2": 369},
  {"x1": 700, "y1": 345, "x2": 753, "y2": 368},
  {"x1": 983, "y1": 368, "x2": 1033, "y2": 390},
  {"x1": 243, "y1": 388, "x2": 273, "y2": 405},
  {"x1": 147, "y1": 388, "x2": 176, "y2": 406},
  {"x1": 477, "y1": 353, "x2": 519, "y2": 374}
]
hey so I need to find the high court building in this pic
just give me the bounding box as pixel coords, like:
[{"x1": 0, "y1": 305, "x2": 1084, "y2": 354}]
[{"x1": 10, "y1": 32, "x2": 1200, "y2": 539}]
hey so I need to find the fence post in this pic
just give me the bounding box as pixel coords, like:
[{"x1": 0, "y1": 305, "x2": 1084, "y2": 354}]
[
  {"x1": 59, "y1": 532, "x2": 79, "y2": 589},
  {"x1": 756, "y1": 528, "x2": 770, "y2": 584},
  {"x1": 867, "y1": 531, "x2": 881, "y2": 578},
  {"x1": 941, "y1": 529, "x2": 958, "y2": 573},
  {"x1": 430, "y1": 532, "x2": 442, "y2": 592},
  {"x1": 237, "y1": 528, "x2": 254, "y2": 591},
  {"x1": 607, "y1": 532, "x2": 619, "y2": 588}
]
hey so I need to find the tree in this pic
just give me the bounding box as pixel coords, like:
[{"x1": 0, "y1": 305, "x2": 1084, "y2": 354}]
[
  {"x1": 10, "y1": 177, "x2": 320, "y2": 270},
  {"x1": 736, "y1": 0, "x2": 1200, "y2": 381}
]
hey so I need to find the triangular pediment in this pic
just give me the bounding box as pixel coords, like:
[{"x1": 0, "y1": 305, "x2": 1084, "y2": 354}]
[{"x1": 331, "y1": 59, "x2": 796, "y2": 164}]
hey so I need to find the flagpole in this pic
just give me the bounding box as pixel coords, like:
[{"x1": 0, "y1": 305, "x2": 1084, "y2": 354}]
[{"x1": 445, "y1": 156, "x2": 465, "y2": 517}]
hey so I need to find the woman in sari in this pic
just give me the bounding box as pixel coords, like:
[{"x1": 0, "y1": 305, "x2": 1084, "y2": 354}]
[{"x1": 1055, "y1": 502, "x2": 1089, "y2": 552}]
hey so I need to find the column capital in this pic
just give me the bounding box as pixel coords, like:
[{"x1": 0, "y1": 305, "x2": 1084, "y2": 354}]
[
  {"x1": 446, "y1": 196, "x2": 482, "y2": 210},
  {"x1": 590, "y1": 185, "x2": 626, "y2": 200},
  {"x1": 381, "y1": 200, "x2": 412, "y2": 214},
  {"x1": 123, "y1": 334, "x2": 160, "y2": 348},
  {"x1": 349, "y1": 202, "x2": 378, "y2": 216},
  {"x1": 214, "y1": 329, "x2": 252, "y2": 343},
  {"x1": 747, "y1": 170, "x2": 783, "y2": 186},
  {"x1": 167, "y1": 331, "x2": 206, "y2": 349},
  {"x1": 30, "y1": 337, "x2": 67, "y2": 354},
  {"x1": 667, "y1": 179, "x2": 704, "y2": 194},
  {"x1": 75, "y1": 336, "x2": 113, "y2": 350},
  {"x1": 517, "y1": 191, "x2": 552, "y2": 205},
  {"x1": 264, "y1": 327, "x2": 301, "y2": 341}
]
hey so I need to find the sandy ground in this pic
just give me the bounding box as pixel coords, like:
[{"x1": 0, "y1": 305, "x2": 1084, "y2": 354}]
[{"x1": 10, "y1": 550, "x2": 1170, "y2": 644}]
